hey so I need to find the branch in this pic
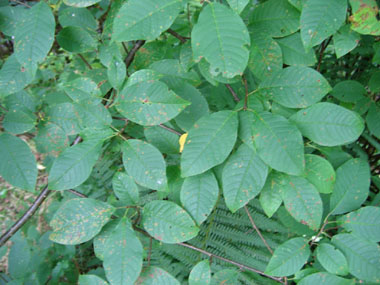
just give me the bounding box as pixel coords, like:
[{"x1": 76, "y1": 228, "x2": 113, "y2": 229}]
[
  {"x1": 225, "y1": 84, "x2": 240, "y2": 102},
  {"x1": 0, "y1": 137, "x2": 82, "y2": 247},
  {"x1": 317, "y1": 37, "x2": 332, "y2": 72},
  {"x1": 166, "y1": 29, "x2": 189, "y2": 43},
  {"x1": 244, "y1": 206, "x2": 273, "y2": 254},
  {"x1": 78, "y1": 54, "x2": 92, "y2": 70},
  {"x1": 125, "y1": 40, "x2": 145, "y2": 69},
  {"x1": 242, "y1": 75, "x2": 248, "y2": 110},
  {"x1": 158, "y1": 124, "x2": 183, "y2": 136},
  {"x1": 178, "y1": 242, "x2": 283, "y2": 283}
]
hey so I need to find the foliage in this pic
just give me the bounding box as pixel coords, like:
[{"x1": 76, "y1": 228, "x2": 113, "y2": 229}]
[{"x1": 0, "y1": 0, "x2": 380, "y2": 284}]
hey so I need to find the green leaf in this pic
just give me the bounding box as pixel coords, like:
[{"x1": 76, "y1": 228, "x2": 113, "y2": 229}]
[
  {"x1": 280, "y1": 174, "x2": 323, "y2": 231},
  {"x1": 3, "y1": 109, "x2": 36, "y2": 134},
  {"x1": 298, "y1": 272, "x2": 355, "y2": 285},
  {"x1": 248, "y1": 29, "x2": 283, "y2": 81},
  {"x1": 57, "y1": 26, "x2": 97, "y2": 53},
  {"x1": 62, "y1": 77, "x2": 101, "y2": 104},
  {"x1": 122, "y1": 139, "x2": 167, "y2": 191},
  {"x1": 189, "y1": 260, "x2": 211, "y2": 285},
  {"x1": 116, "y1": 80, "x2": 189, "y2": 126},
  {"x1": 142, "y1": 200, "x2": 199, "y2": 243},
  {"x1": 0, "y1": 6, "x2": 26, "y2": 37},
  {"x1": 250, "y1": 0, "x2": 300, "y2": 37},
  {"x1": 333, "y1": 24, "x2": 361, "y2": 58},
  {"x1": 8, "y1": 236, "x2": 31, "y2": 279},
  {"x1": 366, "y1": 103, "x2": 380, "y2": 139},
  {"x1": 171, "y1": 83, "x2": 209, "y2": 132},
  {"x1": 316, "y1": 243, "x2": 349, "y2": 275},
  {"x1": 331, "y1": 80, "x2": 366, "y2": 103},
  {"x1": 63, "y1": 0, "x2": 101, "y2": 8},
  {"x1": 226, "y1": 0, "x2": 248, "y2": 14},
  {"x1": 276, "y1": 32, "x2": 317, "y2": 66},
  {"x1": 339, "y1": 206, "x2": 380, "y2": 242},
  {"x1": 369, "y1": 70, "x2": 380, "y2": 93},
  {"x1": 330, "y1": 159, "x2": 370, "y2": 215},
  {"x1": 251, "y1": 111, "x2": 305, "y2": 175},
  {"x1": 211, "y1": 269, "x2": 238, "y2": 285},
  {"x1": 349, "y1": 0, "x2": 380, "y2": 36},
  {"x1": 0, "y1": 133, "x2": 37, "y2": 191},
  {"x1": 259, "y1": 172, "x2": 283, "y2": 218},
  {"x1": 290, "y1": 103, "x2": 365, "y2": 146},
  {"x1": 14, "y1": 2, "x2": 55, "y2": 66},
  {"x1": 259, "y1": 66, "x2": 331, "y2": 108},
  {"x1": 103, "y1": 218, "x2": 143, "y2": 285},
  {"x1": 58, "y1": 7, "x2": 97, "y2": 31},
  {"x1": 197, "y1": 58, "x2": 241, "y2": 85},
  {"x1": 191, "y1": 2, "x2": 250, "y2": 78},
  {"x1": 0, "y1": 54, "x2": 36, "y2": 97},
  {"x1": 112, "y1": 172, "x2": 139, "y2": 205},
  {"x1": 107, "y1": 57, "x2": 126, "y2": 90},
  {"x1": 180, "y1": 171, "x2": 219, "y2": 225},
  {"x1": 136, "y1": 267, "x2": 180, "y2": 285},
  {"x1": 332, "y1": 233, "x2": 380, "y2": 283},
  {"x1": 144, "y1": 125, "x2": 179, "y2": 154},
  {"x1": 300, "y1": 0, "x2": 347, "y2": 49},
  {"x1": 48, "y1": 141, "x2": 102, "y2": 190},
  {"x1": 265, "y1": 237, "x2": 311, "y2": 277},
  {"x1": 49, "y1": 198, "x2": 115, "y2": 245},
  {"x1": 35, "y1": 122, "x2": 69, "y2": 155},
  {"x1": 303, "y1": 154, "x2": 336, "y2": 194},
  {"x1": 79, "y1": 275, "x2": 108, "y2": 285},
  {"x1": 93, "y1": 220, "x2": 118, "y2": 261},
  {"x1": 112, "y1": 0, "x2": 182, "y2": 42},
  {"x1": 181, "y1": 111, "x2": 238, "y2": 177},
  {"x1": 222, "y1": 144, "x2": 268, "y2": 213}
]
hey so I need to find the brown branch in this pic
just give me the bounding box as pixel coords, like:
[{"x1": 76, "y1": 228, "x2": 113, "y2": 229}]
[
  {"x1": 0, "y1": 104, "x2": 8, "y2": 112},
  {"x1": 158, "y1": 124, "x2": 183, "y2": 136},
  {"x1": 178, "y1": 242, "x2": 283, "y2": 283},
  {"x1": 125, "y1": 40, "x2": 145, "y2": 69},
  {"x1": 311, "y1": 213, "x2": 331, "y2": 245},
  {"x1": 166, "y1": 29, "x2": 189, "y2": 43},
  {"x1": 0, "y1": 137, "x2": 82, "y2": 247},
  {"x1": 78, "y1": 54, "x2": 92, "y2": 70},
  {"x1": 147, "y1": 237, "x2": 153, "y2": 267},
  {"x1": 317, "y1": 37, "x2": 332, "y2": 72},
  {"x1": 244, "y1": 206, "x2": 273, "y2": 254},
  {"x1": 67, "y1": 189, "x2": 87, "y2": 198},
  {"x1": 225, "y1": 84, "x2": 240, "y2": 102},
  {"x1": 242, "y1": 75, "x2": 249, "y2": 110},
  {"x1": 122, "y1": 42, "x2": 129, "y2": 54}
]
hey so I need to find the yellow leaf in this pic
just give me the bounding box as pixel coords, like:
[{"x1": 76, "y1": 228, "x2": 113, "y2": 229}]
[{"x1": 179, "y1": 133, "x2": 188, "y2": 153}]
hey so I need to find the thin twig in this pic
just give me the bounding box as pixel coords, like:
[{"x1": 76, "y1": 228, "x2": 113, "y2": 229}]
[
  {"x1": 166, "y1": 29, "x2": 189, "y2": 43},
  {"x1": 78, "y1": 54, "x2": 92, "y2": 70},
  {"x1": 225, "y1": 84, "x2": 240, "y2": 102},
  {"x1": 311, "y1": 213, "x2": 331, "y2": 245},
  {"x1": 244, "y1": 206, "x2": 273, "y2": 254},
  {"x1": 178, "y1": 242, "x2": 283, "y2": 283},
  {"x1": 122, "y1": 42, "x2": 129, "y2": 54},
  {"x1": 0, "y1": 137, "x2": 82, "y2": 247},
  {"x1": 0, "y1": 104, "x2": 8, "y2": 112},
  {"x1": 125, "y1": 40, "x2": 145, "y2": 69},
  {"x1": 242, "y1": 75, "x2": 248, "y2": 110},
  {"x1": 67, "y1": 189, "x2": 87, "y2": 198},
  {"x1": 147, "y1": 237, "x2": 153, "y2": 267},
  {"x1": 158, "y1": 124, "x2": 183, "y2": 136},
  {"x1": 317, "y1": 37, "x2": 332, "y2": 72}
]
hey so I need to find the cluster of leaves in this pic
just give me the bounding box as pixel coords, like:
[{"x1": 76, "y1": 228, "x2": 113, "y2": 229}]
[{"x1": 0, "y1": 0, "x2": 380, "y2": 284}]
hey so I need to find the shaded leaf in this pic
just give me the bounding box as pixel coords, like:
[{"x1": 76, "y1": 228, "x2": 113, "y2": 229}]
[
  {"x1": 303, "y1": 154, "x2": 336, "y2": 194},
  {"x1": 0, "y1": 133, "x2": 37, "y2": 192},
  {"x1": 333, "y1": 24, "x2": 361, "y2": 58},
  {"x1": 222, "y1": 144, "x2": 268, "y2": 213},
  {"x1": 330, "y1": 158, "x2": 370, "y2": 215},
  {"x1": 136, "y1": 267, "x2": 180, "y2": 285},
  {"x1": 316, "y1": 243, "x2": 349, "y2": 275},
  {"x1": 122, "y1": 139, "x2": 167, "y2": 191},
  {"x1": 112, "y1": 172, "x2": 139, "y2": 205},
  {"x1": 299, "y1": 272, "x2": 355, "y2": 285},
  {"x1": 259, "y1": 172, "x2": 283, "y2": 218},
  {"x1": 189, "y1": 260, "x2": 211, "y2": 285},
  {"x1": 79, "y1": 275, "x2": 108, "y2": 285},
  {"x1": 180, "y1": 171, "x2": 219, "y2": 225},
  {"x1": 57, "y1": 26, "x2": 97, "y2": 53}
]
